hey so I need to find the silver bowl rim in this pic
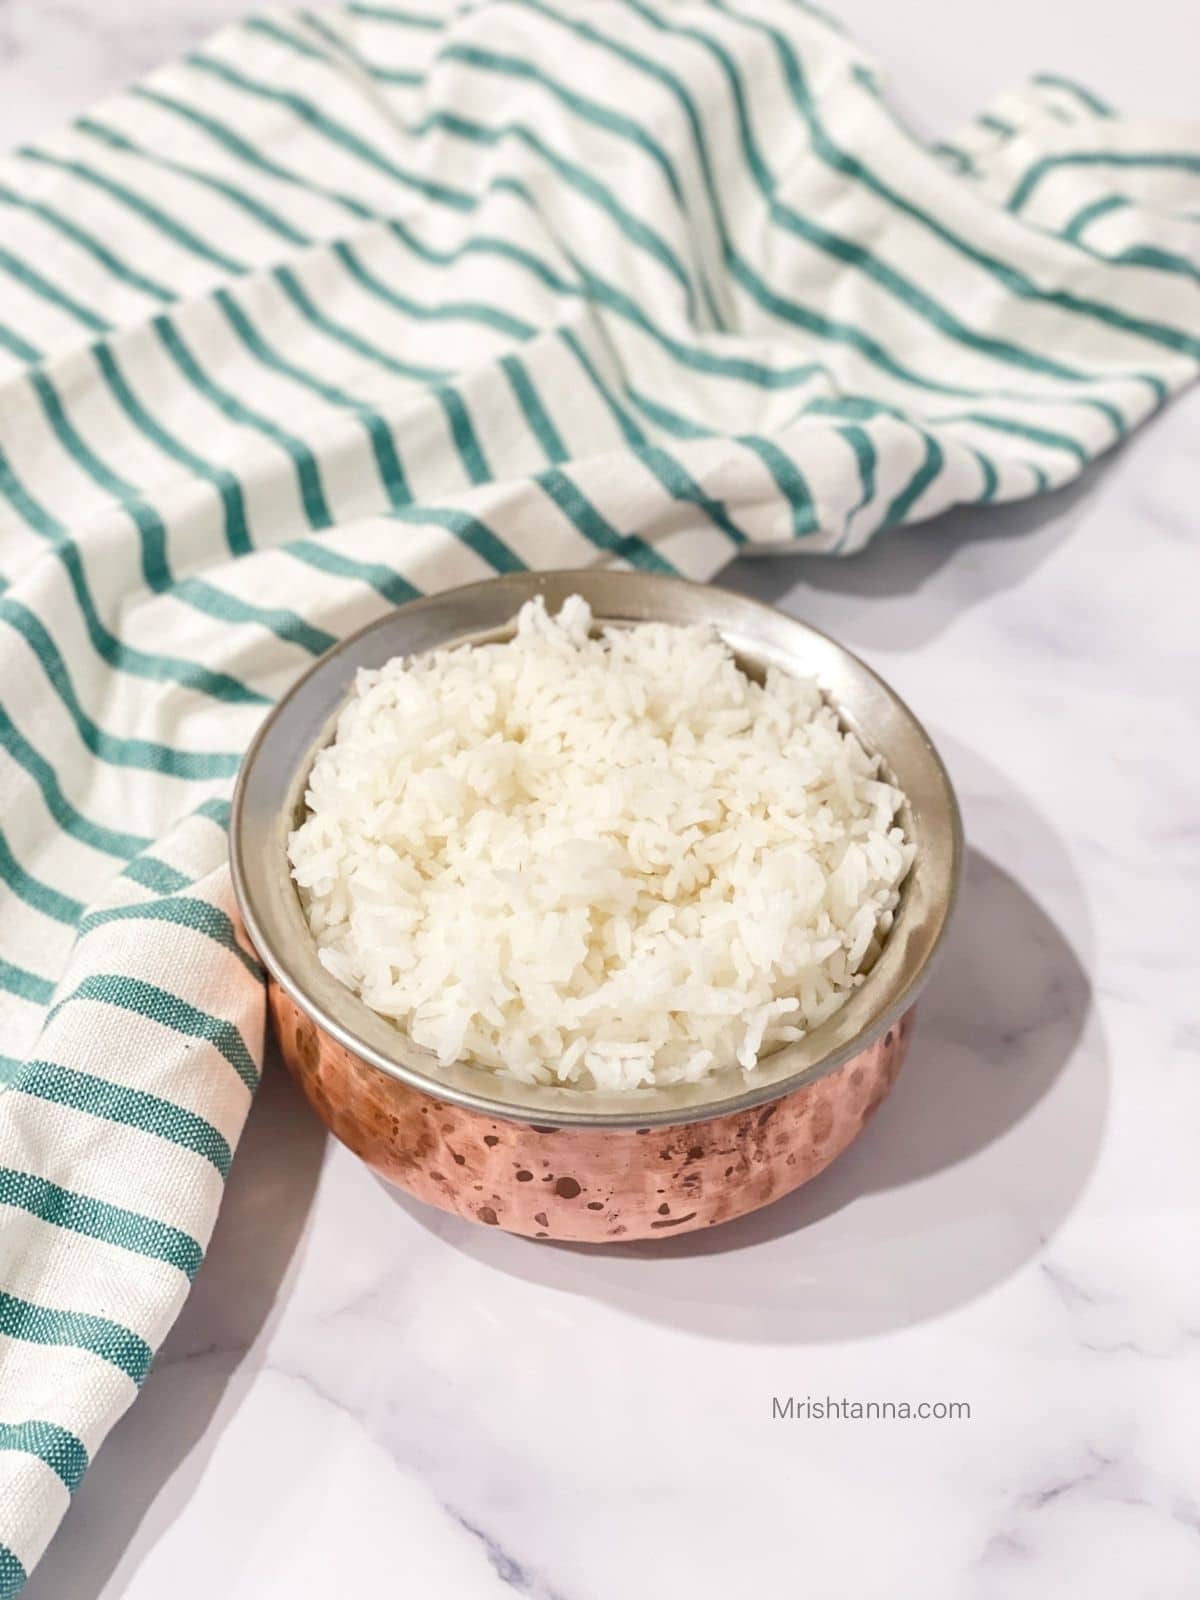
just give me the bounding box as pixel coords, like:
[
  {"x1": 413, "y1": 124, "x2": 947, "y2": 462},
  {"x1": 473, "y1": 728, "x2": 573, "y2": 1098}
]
[{"x1": 230, "y1": 569, "x2": 962, "y2": 1128}]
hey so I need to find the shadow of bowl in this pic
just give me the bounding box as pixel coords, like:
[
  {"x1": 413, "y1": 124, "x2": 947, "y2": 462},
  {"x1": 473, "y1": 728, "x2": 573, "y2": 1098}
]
[{"x1": 391, "y1": 743, "x2": 1106, "y2": 1343}]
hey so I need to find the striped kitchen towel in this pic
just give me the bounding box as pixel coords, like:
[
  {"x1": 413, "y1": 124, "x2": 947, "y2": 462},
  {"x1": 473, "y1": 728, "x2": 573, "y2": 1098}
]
[{"x1": 0, "y1": 0, "x2": 1197, "y2": 1586}]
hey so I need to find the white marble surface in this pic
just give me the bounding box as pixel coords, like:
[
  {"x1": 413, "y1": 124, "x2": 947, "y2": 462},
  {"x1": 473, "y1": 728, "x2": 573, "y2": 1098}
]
[{"x1": 7, "y1": 2, "x2": 1200, "y2": 1596}]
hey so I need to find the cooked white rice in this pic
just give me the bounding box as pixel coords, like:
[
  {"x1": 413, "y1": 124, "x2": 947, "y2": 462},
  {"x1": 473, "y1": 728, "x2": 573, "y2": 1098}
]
[{"x1": 288, "y1": 595, "x2": 913, "y2": 1091}]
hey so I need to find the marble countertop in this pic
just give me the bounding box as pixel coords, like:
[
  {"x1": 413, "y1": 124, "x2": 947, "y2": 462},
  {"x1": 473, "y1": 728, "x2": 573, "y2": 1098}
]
[{"x1": 8, "y1": 2, "x2": 1198, "y2": 1596}]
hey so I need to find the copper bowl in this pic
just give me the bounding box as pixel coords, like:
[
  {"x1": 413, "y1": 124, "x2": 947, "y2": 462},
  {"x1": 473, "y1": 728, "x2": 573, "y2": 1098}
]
[{"x1": 231, "y1": 571, "x2": 961, "y2": 1242}]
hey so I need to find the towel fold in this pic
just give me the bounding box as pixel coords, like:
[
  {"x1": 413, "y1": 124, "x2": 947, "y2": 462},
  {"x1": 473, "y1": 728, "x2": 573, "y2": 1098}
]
[{"x1": 0, "y1": 0, "x2": 1197, "y2": 1586}]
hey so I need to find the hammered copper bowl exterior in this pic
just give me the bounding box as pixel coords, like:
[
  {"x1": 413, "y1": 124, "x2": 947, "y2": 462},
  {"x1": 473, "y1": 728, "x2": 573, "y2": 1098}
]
[
  {"x1": 270, "y1": 982, "x2": 914, "y2": 1242},
  {"x1": 234, "y1": 571, "x2": 960, "y2": 1246}
]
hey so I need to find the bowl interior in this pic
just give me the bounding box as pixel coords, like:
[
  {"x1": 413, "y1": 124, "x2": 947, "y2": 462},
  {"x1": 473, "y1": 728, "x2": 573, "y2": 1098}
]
[{"x1": 231, "y1": 569, "x2": 961, "y2": 1127}]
